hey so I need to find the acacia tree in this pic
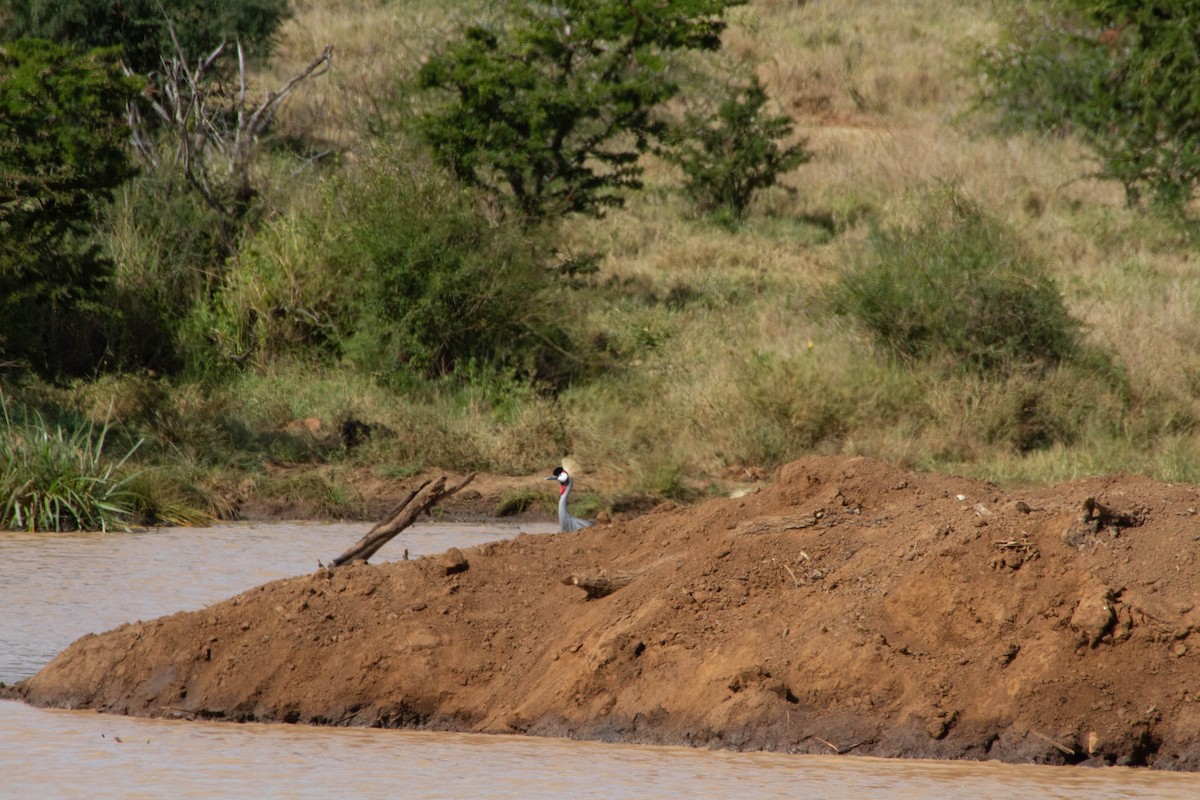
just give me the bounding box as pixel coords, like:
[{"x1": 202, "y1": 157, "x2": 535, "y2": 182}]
[
  {"x1": 980, "y1": 0, "x2": 1200, "y2": 210},
  {"x1": 417, "y1": 0, "x2": 745, "y2": 222},
  {"x1": 0, "y1": 38, "x2": 141, "y2": 375}
]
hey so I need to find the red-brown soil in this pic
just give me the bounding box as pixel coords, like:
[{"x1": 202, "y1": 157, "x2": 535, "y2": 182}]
[{"x1": 8, "y1": 456, "x2": 1200, "y2": 769}]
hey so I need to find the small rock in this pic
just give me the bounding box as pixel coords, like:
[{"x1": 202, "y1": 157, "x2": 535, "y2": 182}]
[
  {"x1": 926, "y1": 710, "x2": 957, "y2": 740},
  {"x1": 441, "y1": 547, "x2": 469, "y2": 575}
]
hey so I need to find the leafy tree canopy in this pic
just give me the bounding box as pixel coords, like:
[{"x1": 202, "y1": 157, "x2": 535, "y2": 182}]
[
  {"x1": 418, "y1": 0, "x2": 745, "y2": 222},
  {"x1": 3, "y1": 0, "x2": 291, "y2": 75}
]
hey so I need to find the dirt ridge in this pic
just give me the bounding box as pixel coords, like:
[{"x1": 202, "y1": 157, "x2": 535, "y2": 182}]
[{"x1": 9, "y1": 456, "x2": 1200, "y2": 769}]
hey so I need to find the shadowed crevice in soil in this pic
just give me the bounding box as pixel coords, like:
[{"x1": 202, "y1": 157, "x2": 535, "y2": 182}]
[{"x1": 12, "y1": 456, "x2": 1200, "y2": 770}]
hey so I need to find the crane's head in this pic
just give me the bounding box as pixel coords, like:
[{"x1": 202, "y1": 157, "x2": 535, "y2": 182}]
[{"x1": 545, "y1": 466, "x2": 570, "y2": 495}]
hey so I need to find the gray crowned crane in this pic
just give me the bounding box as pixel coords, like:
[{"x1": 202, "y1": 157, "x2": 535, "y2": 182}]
[{"x1": 545, "y1": 466, "x2": 595, "y2": 532}]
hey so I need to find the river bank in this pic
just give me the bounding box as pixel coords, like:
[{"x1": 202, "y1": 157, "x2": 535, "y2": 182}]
[{"x1": 8, "y1": 455, "x2": 1200, "y2": 770}]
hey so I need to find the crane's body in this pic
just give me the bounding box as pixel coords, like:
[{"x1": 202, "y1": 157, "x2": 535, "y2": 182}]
[{"x1": 546, "y1": 466, "x2": 594, "y2": 532}]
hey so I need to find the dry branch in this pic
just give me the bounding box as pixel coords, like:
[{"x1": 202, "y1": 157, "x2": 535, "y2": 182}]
[
  {"x1": 331, "y1": 473, "x2": 475, "y2": 566},
  {"x1": 562, "y1": 571, "x2": 637, "y2": 600},
  {"x1": 126, "y1": 17, "x2": 333, "y2": 227},
  {"x1": 1030, "y1": 729, "x2": 1076, "y2": 757}
]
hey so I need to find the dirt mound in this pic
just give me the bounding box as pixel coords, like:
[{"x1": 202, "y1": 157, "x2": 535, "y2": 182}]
[{"x1": 10, "y1": 456, "x2": 1200, "y2": 769}]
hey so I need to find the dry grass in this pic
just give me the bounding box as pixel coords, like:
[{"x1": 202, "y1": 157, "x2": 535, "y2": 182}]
[{"x1": 262, "y1": 0, "x2": 482, "y2": 150}]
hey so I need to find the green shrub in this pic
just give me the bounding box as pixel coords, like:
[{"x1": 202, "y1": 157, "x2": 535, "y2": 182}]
[
  {"x1": 977, "y1": 367, "x2": 1120, "y2": 453},
  {"x1": 727, "y1": 349, "x2": 866, "y2": 465},
  {"x1": 101, "y1": 171, "x2": 231, "y2": 373},
  {"x1": 180, "y1": 189, "x2": 350, "y2": 376},
  {"x1": 664, "y1": 76, "x2": 810, "y2": 221},
  {"x1": 828, "y1": 191, "x2": 1082, "y2": 373},
  {"x1": 0, "y1": 39, "x2": 142, "y2": 377},
  {"x1": 190, "y1": 146, "x2": 587, "y2": 387},
  {"x1": 335, "y1": 153, "x2": 581, "y2": 384},
  {"x1": 3, "y1": 0, "x2": 291, "y2": 75},
  {"x1": 976, "y1": 4, "x2": 1106, "y2": 137},
  {"x1": 978, "y1": 0, "x2": 1200, "y2": 210}
]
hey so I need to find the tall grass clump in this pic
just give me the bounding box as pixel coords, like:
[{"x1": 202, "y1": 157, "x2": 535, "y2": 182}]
[
  {"x1": 0, "y1": 400, "x2": 143, "y2": 531},
  {"x1": 828, "y1": 190, "x2": 1083, "y2": 373}
]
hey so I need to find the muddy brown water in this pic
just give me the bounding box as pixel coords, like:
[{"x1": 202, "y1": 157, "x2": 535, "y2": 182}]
[{"x1": 3, "y1": 522, "x2": 1199, "y2": 798}]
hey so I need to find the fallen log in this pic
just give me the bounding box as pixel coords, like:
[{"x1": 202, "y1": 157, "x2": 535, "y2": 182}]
[{"x1": 331, "y1": 473, "x2": 476, "y2": 566}]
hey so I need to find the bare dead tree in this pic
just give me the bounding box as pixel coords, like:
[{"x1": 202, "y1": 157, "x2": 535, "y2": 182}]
[{"x1": 126, "y1": 20, "x2": 333, "y2": 242}]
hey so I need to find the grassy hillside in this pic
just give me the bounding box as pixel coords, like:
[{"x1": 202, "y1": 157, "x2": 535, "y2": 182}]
[{"x1": 7, "y1": 0, "x2": 1200, "y2": 527}]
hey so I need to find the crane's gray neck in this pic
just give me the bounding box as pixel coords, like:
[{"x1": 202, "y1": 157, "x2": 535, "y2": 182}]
[{"x1": 557, "y1": 478, "x2": 572, "y2": 526}]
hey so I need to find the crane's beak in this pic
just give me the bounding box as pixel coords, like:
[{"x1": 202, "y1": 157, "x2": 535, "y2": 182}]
[{"x1": 544, "y1": 475, "x2": 557, "y2": 481}]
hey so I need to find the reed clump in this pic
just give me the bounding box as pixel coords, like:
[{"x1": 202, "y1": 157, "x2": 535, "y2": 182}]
[{"x1": 0, "y1": 398, "x2": 143, "y2": 532}]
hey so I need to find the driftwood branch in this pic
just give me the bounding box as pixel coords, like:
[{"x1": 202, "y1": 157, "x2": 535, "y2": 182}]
[
  {"x1": 561, "y1": 571, "x2": 637, "y2": 600},
  {"x1": 331, "y1": 473, "x2": 475, "y2": 567}
]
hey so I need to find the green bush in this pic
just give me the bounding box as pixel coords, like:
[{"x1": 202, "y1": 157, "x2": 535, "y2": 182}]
[
  {"x1": 978, "y1": 0, "x2": 1200, "y2": 210},
  {"x1": 3, "y1": 0, "x2": 291, "y2": 75},
  {"x1": 664, "y1": 76, "x2": 810, "y2": 221},
  {"x1": 828, "y1": 191, "x2": 1082, "y2": 372},
  {"x1": 339, "y1": 158, "x2": 578, "y2": 383},
  {"x1": 0, "y1": 38, "x2": 142, "y2": 377},
  {"x1": 100, "y1": 171, "x2": 231, "y2": 373},
  {"x1": 976, "y1": 4, "x2": 1106, "y2": 137},
  {"x1": 194, "y1": 147, "x2": 585, "y2": 387},
  {"x1": 977, "y1": 367, "x2": 1123, "y2": 453}
]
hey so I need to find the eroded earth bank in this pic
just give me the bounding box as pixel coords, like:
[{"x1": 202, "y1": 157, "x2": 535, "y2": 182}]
[{"x1": 8, "y1": 456, "x2": 1200, "y2": 769}]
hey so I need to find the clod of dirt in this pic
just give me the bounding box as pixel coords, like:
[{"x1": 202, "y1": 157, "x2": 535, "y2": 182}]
[
  {"x1": 11, "y1": 456, "x2": 1200, "y2": 770},
  {"x1": 1069, "y1": 581, "x2": 1117, "y2": 647},
  {"x1": 441, "y1": 548, "x2": 469, "y2": 576}
]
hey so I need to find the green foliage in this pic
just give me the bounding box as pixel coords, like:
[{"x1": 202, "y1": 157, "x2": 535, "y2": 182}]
[
  {"x1": 3, "y1": 0, "x2": 291, "y2": 75},
  {"x1": 828, "y1": 192, "x2": 1083, "y2": 372},
  {"x1": 340, "y1": 159, "x2": 577, "y2": 382},
  {"x1": 196, "y1": 146, "x2": 584, "y2": 385},
  {"x1": 722, "y1": 348, "x2": 903, "y2": 466},
  {"x1": 0, "y1": 396, "x2": 144, "y2": 531},
  {"x1": 417, "y1": 0, "x2": 744, "y2": 221},
  {"x1": 101, "y1": 171, "x2": 231, "y2": 373},
  {"x1": 979, "y1": 0, "x2": 1200, "y2": 209},
  {"x1": 976, "y1": 367, "x2": 1122, "y2": 453},
  {"x1": 665, "y1": 76, "x2": 810, "y2": 221},
  {"x1": 976, "y1": 5, "x2": 1105, "y2": 136},
  {"x1": 0, "y1": 38, "x2": 142, "y2": 377}
]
